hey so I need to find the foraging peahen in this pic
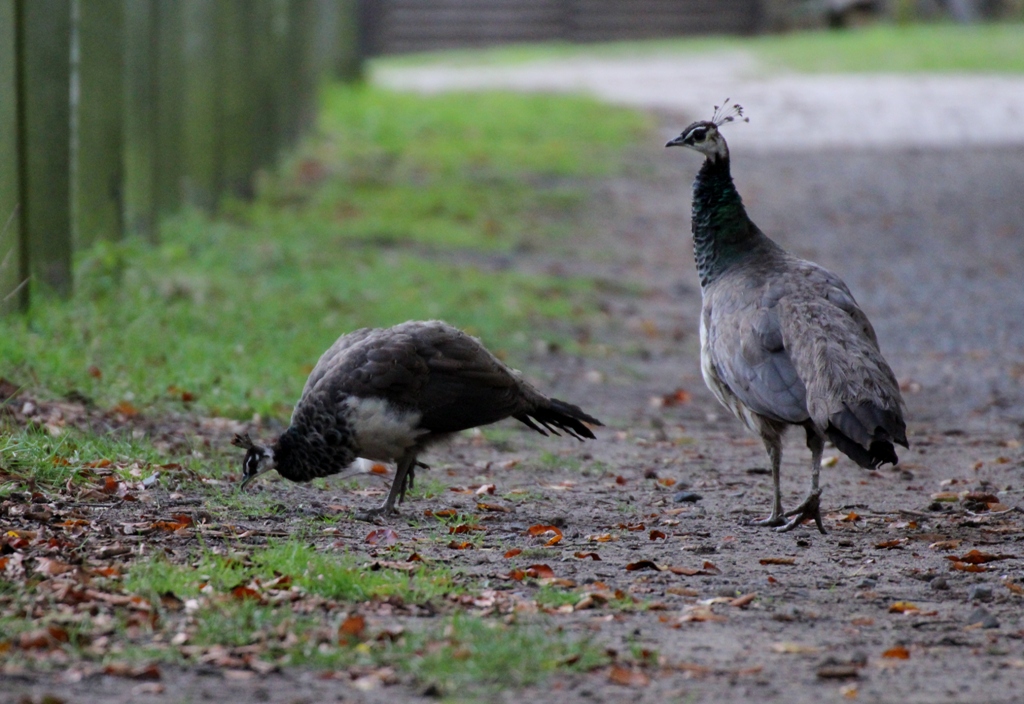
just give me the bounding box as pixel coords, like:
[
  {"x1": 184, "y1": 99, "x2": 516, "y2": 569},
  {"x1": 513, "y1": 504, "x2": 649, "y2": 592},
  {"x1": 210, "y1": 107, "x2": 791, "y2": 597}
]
[
  {"x1": 233, "y1": 320, "x2": 601, "y2": 519},
  {"x1": 666, "y1": 102, "x2": 908, "y2": 533}
]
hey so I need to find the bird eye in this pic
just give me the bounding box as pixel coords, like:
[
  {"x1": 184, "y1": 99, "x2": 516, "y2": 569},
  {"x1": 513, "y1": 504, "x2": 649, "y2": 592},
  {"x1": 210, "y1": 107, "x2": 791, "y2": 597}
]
[{"x1": 691, "y1": 128, "x2": 707, "y2": 142}]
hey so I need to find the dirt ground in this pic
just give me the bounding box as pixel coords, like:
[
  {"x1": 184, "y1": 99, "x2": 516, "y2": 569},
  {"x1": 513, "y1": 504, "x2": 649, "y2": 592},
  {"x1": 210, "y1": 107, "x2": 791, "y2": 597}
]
[{"x1": 7, "y1": 124, "x2": 1024, "y2": 703}]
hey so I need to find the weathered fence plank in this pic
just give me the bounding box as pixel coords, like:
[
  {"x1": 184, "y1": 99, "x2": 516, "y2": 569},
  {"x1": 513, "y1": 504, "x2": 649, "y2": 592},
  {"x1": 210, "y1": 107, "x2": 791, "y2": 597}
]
[
  {"x1": 123, "y1": 0, "x2": 158, "y2": 242},
  {"x1": 0, "y1": 0, "x2": 24, "y2": 312},
  {"x1": 154, "y1": 0, "x2": 185, "y2": 219},
  {"x1": 182, "y1": 0, "x2": 219, "y2": 210},
  {"x1": 17, "y1": 0, "x2": 73, "y2": 298},
  {"x1": 74, "y1": 0, "x2": 125, "y2": 249}
]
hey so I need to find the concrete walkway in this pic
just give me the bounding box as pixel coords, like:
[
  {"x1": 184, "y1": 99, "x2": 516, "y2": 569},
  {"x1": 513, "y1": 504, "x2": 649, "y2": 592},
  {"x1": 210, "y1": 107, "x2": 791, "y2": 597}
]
[{"x1": 374, "y1": 51, "x2": 1024, "y2": 151}]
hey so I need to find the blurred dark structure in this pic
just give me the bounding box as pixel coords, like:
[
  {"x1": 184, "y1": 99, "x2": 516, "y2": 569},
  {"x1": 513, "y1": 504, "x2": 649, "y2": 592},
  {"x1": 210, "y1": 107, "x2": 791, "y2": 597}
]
[
  {"x1": 1, "y1": 0, "x2": 362, "y2": 313},
  {"x1": 359, "y1": 0, "x2": 765, "y2": 55}
]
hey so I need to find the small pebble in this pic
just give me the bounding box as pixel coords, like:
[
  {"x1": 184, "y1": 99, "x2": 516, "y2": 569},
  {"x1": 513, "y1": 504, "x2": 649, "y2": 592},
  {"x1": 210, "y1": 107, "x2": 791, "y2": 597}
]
[
  {"x1": 674, "y1": 491, "x2": 703, "y2": 503},
  {"x1": 968, "y1": 584, "x2": 993, "y2": 602},
  {"x1": 967, "y1": 607, "x2": 999, "y2": 629},
  {"x1": 857, "y1": 578, "x2": 877, "y2": 589},
  {"x1": 930, "y1": 576, "x2": 949, "y2": 591}
]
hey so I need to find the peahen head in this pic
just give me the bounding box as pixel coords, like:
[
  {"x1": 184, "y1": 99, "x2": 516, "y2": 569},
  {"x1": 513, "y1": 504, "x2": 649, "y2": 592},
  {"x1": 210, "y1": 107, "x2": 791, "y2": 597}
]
[
  {"x1": 232, "y1": 433, "x2": 276, "y2": 490},
  {"x1": 665, "y1": 100, "x2": 748, "y2": 162}
]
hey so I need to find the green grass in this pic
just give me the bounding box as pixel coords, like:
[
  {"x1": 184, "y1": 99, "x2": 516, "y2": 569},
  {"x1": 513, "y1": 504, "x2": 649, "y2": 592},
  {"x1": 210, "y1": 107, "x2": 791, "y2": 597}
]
[
  {"x1": 376, "y1": 22, "x2": 1024, "y2": 74},
  {"x1": 0, "y1": 84, "x2": 646, "y2": 421},
  {"x1": 125, "y1": 541, "x2": 458, "y2": 604},
  {"x1": 0, "y1": 423, "x2": 169, "y2": 494}
]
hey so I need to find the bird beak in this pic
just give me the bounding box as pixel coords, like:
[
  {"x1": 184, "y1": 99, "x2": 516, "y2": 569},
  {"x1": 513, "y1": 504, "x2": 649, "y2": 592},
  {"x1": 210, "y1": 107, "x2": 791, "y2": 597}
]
[
  {"x1": 239, "y1": 471, "x2": 260, "y2": 491},
  {"x1": 665, "y1": 135, "x2": 686, "y2": 148}
]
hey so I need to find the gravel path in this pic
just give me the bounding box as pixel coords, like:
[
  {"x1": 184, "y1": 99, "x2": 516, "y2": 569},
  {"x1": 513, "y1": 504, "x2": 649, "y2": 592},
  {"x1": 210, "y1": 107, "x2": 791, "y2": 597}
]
[{"x1": 375, "y1": 51, "x2": 1024, "y2": 151}]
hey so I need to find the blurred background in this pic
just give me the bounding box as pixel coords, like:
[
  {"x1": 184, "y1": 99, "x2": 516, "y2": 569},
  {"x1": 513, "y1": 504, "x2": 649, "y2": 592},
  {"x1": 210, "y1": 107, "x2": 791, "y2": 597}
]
[{"x1": 1, "y1": 1, "x2": 1022, "y2": 425}]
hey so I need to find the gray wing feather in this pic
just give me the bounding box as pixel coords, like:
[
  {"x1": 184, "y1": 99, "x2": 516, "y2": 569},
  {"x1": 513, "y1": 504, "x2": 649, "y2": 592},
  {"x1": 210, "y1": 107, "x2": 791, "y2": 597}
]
[
  {"x1": 298, "y1": 321, "x2": 532, "y2": 433},
  {"x1": 705, "y1": 258, "x2": 905, "y2": 442}
]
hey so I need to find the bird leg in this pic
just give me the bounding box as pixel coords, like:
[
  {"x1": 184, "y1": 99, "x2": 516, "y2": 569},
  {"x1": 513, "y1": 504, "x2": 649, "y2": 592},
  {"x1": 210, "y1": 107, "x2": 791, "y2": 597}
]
[
  {"x1": 748, "y1": 434, "x2": 786, "y2": 528},
  {"x1": 777, "y1": 428, "x2": 826, "y2": 534},
  {"x1": 355, "y1": 452, "x2": 418, "y2": 522}
]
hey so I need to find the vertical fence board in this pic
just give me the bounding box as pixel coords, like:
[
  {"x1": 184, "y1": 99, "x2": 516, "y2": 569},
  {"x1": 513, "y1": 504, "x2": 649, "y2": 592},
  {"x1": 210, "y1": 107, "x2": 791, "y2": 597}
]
[
  {"x1": 217, "y1": 0, "x2": 254, "y2": 200},
  {"x1": 154, "y1": 0, "x2": 184, "y2": 219},
  {"x1": 123, "y1": 0, "x2": 157, "y2": 242},
  {"x1": 182, "y1": 0, "x2": 219, "y2": 210},
  {"x1": 75, "y1": 0, "x2": 124, "y2": 249},
  {"x1": 0, "y1": 0, "x2": 24, "y2": 312},
  {"x1": 17, "y1": 0, "x2": 73, "y2": 298},
  {"x1": 249, "y1": 1, "x2": 279, "y2": 174}
]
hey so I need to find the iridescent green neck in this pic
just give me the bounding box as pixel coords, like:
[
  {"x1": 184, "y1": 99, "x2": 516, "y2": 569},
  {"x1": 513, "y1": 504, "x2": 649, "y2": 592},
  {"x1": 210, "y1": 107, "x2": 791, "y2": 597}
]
[{"x1": 691, "y1": 155, "x2": 767, "y2": 288}]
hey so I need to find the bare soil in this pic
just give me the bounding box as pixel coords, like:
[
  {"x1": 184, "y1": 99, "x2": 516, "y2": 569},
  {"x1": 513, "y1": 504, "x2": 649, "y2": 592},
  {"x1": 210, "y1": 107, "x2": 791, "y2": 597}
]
[{"x1": 7, "y1": 130, "x2": 1024, "y2": 704}]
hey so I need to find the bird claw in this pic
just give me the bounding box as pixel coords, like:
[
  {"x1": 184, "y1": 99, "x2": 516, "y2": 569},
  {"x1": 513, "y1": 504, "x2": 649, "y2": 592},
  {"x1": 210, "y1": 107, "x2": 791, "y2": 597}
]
[
  {"x1": 748, "y1": 514, "x2": 786, "y2": 528},
  {"x1": 354, "y1": 505, "x2": 398, "y2": 523},
  {"x1": 776, "y1": 491, "x2": 826, "y2": 534}
]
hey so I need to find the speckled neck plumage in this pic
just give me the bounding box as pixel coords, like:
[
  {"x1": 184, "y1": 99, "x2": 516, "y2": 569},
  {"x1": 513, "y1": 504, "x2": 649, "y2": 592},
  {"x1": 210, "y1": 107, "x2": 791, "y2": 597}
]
[
  {"x1": 272, "y1": 423, "x2": 356, "y2": 483},
  {"x1": 691, "y1": 154, "x2": 771, "y2": 288}
]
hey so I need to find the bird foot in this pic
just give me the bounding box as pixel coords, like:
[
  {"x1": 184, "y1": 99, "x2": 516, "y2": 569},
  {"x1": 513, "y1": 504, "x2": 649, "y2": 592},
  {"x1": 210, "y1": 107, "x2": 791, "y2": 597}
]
[
  {"x1": 748, "y1": 513, "x2": 786, "y2": 528},
  {"x1": 354, "y1": 505, "x2": 398, "y2": 523},
  {"x1": 776, "y1": 490, "x2": 826, "y2": 534}
]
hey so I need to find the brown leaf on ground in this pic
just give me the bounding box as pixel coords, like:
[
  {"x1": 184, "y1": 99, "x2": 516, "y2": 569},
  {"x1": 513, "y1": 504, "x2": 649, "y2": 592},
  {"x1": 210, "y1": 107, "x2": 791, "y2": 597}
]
[
  {"x1": 929, "y1": 540, "x2": 961, "y2": 551},
  {"x1": 840, "y1": 511, "x2": 861, "y2": 522},
  {"x1": 338, "y1": 614, "x2": 366, "y2": 644},
  {"x1": 525, "y1": 564, "x2": 555, "y2": 579},
  {"x1": 1005, "y1": 580, "x2": 1024, "y2": 596},
  {"x1": 874, "y1": 539, "x2": 904, "y2": 549},
  {"x1": 656, "y1": 388, "x2": 691, "y2": 407},
  {"x1": 448, "y1": 541, "x2": 472, "y2": 550},
  {"x1": 587, "y1": 533, "x2": 617, "y2": 542},
  {"x1": 607, "y1": 665, "x2": 650, "y2": 687},
  {"x1": 759, "y1": 557, "x2": 796, "y2": 566},
  {"x1": 18, "y1": 626, "x2": 69, "y2": 650},
  {"x1": 888, "y1": 601, "x2": 920, "y2": 614},
  {"x1": 625, "y1": 560, "x2": 661, "y2": 572},
  {"x1": 431, "y1": 509, "x2": 457, "y2": 518},
  {"x1": 574, "y1": 551, "x2": 601, "y2": 560},
  {"x1": 649, "y1": 530, "x2": 667, "y2": 541},
  {"x1": 449, "y1": 524, "x2": 484, "y2": 534},
  {"x1": 946, "y1": 549, "x2": 1015, "y2": 564},
  {"x1": 365, "y1": 528, "x2": 399, "y2": 546},
  {"x1": 882, "y1": 645, "x2": 911, "y2": 659},
  {"x1": 950, "y1": 561, "x2": 987, "y2": 573},
  {"x1": 528, "y1": 524, "x2": 563, "y2": 546},
  {"x1": 476, "y1": 502, "x2": 510, "y2": 513},
  {"x1": 730, "y1": 593, "x2": 757, "y2": 608},
  {"x1": 103, "y1": 663, "x2": 162, "y2": 680},
  {"x1": 112, "y1": 401, "x2": 140, "y2": 418},
  {"x1": 504, "y1": 548, "x2": 522, "y2": 558},
  {"x1": 35, "y1": 557, "x2": 75, "y2": 576},
  {"x1": 230, "y1": 585, "x2": 261, "y2": 602}
]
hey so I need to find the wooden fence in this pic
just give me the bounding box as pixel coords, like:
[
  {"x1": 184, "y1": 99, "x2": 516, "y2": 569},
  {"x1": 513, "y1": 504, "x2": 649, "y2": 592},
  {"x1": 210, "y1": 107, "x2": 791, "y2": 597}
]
[
  {"x1": 0, "y1": 0, "x2": 361, "y2": 313},
  {"x1": 360, "y1": 0, "x2": 765, "y2": 55}
]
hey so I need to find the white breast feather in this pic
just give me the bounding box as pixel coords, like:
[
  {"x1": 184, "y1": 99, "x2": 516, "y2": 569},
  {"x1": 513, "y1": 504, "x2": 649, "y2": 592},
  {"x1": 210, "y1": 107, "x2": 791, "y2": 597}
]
[{"x1": 344, "y1": 397, "x2": 425, "y2": 461}]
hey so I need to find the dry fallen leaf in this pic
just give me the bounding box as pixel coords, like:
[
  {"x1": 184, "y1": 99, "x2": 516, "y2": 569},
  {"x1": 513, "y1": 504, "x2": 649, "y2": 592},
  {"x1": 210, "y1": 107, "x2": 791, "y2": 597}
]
[
  {"x1": 759, "y1": 557, "x2": 796, "y2": 566},
  {"x1": 649, "y1": 530, "x2": 667, "y2": 541},
  {"x1": 625, "y1": 560, "x2": 661, "y2": 572},
  {"x1": 338, "y1": 614, "x2": 366, "y2": 644},
  {"x1": 881, "y1": 645, "x2": 910, "y2": 659},
  {"x1": 525, "y1": 564, "x2": 555, "y2": 579},
  {"x1": 476, "y1": 502, "x2": 510, "y2": 513},
  {"x1": 504, "y1": 548, "x2": 522, "y2": 559},
  {"x1": 365, "y1": 528, "x2": 399, "y2": 546},
  {"x1": 730, "y1": 592, "x2": 757, "y2": 608},
  {"x1": 771, "y1": 642, "x2": 820, "y2": 655},
  {"x1": 448, "y1": 541, "x2": 472, "y2": 550},
  {"x1": 947, "y1": 549, "x2": 1014, "y2": 565},
  {"x1": 607, "y1": 665, "x2": 650, "y2": 687},
  {"x1": 574, "y1": 551, "x2": 601, "y2": 561},
  {"x1": 888, "y1": 601, "x2": 920, "y2": 614}
]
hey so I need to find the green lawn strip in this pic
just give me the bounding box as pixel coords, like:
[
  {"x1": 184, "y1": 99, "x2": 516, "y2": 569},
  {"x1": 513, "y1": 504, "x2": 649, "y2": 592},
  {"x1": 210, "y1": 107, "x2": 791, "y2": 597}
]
[
  {"x1": 375, "y1": 22, "x2": 1024, "y2": 74},
  {"x1": 0, "y1": 85, "x2": 645, "y2": 420},
  {"x1": 0, "y1": 423, "x2": 170, "y2": 496}
]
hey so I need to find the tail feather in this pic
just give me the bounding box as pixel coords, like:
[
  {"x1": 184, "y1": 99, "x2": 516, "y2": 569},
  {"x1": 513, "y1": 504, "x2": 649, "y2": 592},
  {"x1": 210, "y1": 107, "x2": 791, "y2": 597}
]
[
  {"x1": 826, "y1": 401, "x2": 907, "y2": 469},
  {"x1": 515, "y1": 398, "x2": 602, "y2": 441}
]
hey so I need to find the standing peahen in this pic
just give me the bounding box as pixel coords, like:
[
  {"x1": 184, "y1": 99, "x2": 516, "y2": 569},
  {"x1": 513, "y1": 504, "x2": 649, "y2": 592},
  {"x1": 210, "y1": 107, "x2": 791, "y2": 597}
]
[
  {"x1": 233, "y1": 320, "x2": 602, "y2": 520},
  {"x1": 666, "y1": 102, "x2": 908, "y2": 533}
]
